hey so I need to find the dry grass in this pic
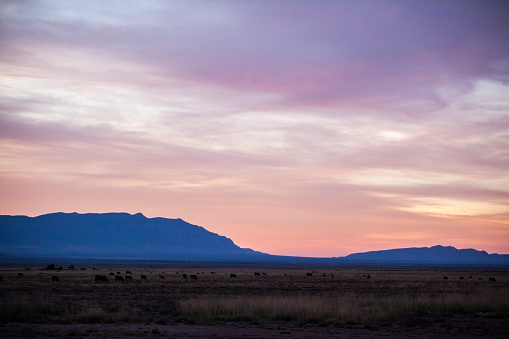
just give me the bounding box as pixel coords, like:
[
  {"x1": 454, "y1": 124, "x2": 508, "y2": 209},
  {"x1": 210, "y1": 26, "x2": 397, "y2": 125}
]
[
  {"x1": 179, "y1": 289, "x2": 509, "y2": 324},
  {"x1": 1, "y1": 264, "x2": 508, "y2": 326},
  {"x1": 0, "y1": 298, "x2": 66, "y2": 323},
  {"x1": 0, "y1": 298, "x2": 141, "y2": 324}
]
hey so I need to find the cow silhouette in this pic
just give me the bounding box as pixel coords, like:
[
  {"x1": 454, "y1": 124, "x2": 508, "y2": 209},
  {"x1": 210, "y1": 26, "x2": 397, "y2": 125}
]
[
  {"x1": 52, "y1": 276, "x2": 59, "y2": 283},
  {"x1": 190, "y1": 274, "x2": 198, "y2": 280},
  {"x1": 489, "y1": 277, "x2": 497, "y2": 282},
  {"x1": 18, "y1": 273, "x2": 24, "y2": 278},
  {"x1": 230, "y1": 274, "x2": 237, "y2": 278},
  {"x1": 182, "y1": 274, "x2": 187, "y2": 279},
  {"x1": 141, "y1": 275, "x2": 147, "y2": 280},
  {"x1": 159, "y1": 275, "x2": 165, "y2": 279},
  {"x1": 125, "y1": 276, "x2": 132, "y2": 281},
  {"x1": 115, "y1": 275, "x2": 125, "y2": 282},
  {"x1": 95, "y1": 275, "x2": 108, "y2": 282}
]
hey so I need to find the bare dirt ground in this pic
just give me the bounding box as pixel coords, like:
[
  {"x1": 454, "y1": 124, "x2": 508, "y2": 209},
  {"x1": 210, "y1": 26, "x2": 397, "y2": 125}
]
[
  {"x1": 2, "y1": 317, "x2": 509, "y2": 339},
  {"x1": 1, "y1": 318, "x2": 509, "y2": 339},
  {"x1": 1, "y1": 263, "x2": 508, "y2": 338}
]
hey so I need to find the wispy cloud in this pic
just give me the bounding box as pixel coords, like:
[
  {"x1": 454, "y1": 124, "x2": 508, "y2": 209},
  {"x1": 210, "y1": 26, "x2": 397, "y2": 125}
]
[{"x1": 1, "y1": 0, "x2": 508, "y2": 256}]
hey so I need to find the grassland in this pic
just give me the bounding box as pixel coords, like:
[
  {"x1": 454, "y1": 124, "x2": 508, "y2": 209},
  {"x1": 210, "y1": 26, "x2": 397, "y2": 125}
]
[{"x1": 1, "y1": 263, "x2": 508, "y2": 337}]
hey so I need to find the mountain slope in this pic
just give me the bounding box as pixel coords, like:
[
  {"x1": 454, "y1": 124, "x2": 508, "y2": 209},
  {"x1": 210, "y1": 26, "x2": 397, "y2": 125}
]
[
  {"x1": 0, "y1": 212, "x2": 266, "y2": 260},
  {"x1": 343, "y1": 245, "x2": 509, "y2": 265},
  {"x1": 1, "y1": 213, "x2": 508, "y2": 265}
]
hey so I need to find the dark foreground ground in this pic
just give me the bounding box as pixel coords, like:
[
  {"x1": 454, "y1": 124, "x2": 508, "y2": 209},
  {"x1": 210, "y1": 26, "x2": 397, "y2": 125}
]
[
  {"x1": 2, "y1": 317, "x2": 509, "y2": 338},
  {"x1": 1, "y1": 263, "x2": 508, "y2": 338}
]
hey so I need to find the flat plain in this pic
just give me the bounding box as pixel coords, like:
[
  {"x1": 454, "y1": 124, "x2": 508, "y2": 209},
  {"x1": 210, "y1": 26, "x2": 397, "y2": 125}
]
[{"x1": 1, "y1": 263, "x2": 508, "y2": 338}]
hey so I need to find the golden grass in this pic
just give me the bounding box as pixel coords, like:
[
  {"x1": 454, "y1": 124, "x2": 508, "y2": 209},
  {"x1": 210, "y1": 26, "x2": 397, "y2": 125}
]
[{"x1": 179, "y1": 289, "x2": 509, "y2": 324}]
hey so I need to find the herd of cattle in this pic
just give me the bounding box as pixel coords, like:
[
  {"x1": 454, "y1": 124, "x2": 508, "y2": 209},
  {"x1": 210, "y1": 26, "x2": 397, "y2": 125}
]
[
  {"x1": 1, "y1": 271, "x2": 499, "y2": 283},
  {"x1": 94, "y1": 271, "x2": 224, "y2": 282}
]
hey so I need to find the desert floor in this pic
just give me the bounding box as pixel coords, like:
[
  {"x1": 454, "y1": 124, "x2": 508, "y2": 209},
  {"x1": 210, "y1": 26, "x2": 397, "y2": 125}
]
[{"x1": 1, "y1": 263, "x2": 508, "y2": 338}]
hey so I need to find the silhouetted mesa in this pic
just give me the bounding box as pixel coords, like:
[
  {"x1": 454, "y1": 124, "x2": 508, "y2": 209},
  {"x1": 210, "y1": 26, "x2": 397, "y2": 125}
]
[
  {"x1": 342, "y1": 245, "x2": 509, "y2": 265},
  {"x1": 0, "y1": 212, "x2": 268, "y2": 261}
]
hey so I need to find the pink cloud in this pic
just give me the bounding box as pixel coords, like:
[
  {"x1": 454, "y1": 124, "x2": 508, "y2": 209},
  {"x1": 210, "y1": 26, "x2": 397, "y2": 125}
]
[{"x1": 1, "y1": 1, "x2": 508, "y2": 256}]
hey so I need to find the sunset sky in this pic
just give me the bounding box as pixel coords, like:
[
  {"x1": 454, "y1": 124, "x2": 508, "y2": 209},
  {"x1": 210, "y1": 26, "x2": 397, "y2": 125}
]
[{"x1": 1, "y1": 1, "x2": 508, "y2": 257}]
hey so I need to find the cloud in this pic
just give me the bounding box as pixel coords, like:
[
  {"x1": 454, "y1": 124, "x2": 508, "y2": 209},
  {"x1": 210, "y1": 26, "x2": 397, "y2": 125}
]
[
  {"x1": 3, "y1": 1, "x2": 509, "y2": 114},
  {"x1": 1, "y1": 0, "x2": 508, "y2": 256}
]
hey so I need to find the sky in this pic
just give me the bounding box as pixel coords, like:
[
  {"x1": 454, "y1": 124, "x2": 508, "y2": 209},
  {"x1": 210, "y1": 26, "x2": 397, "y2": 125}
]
[{"x1": 1, "y1": 1, "x2": 508, "y2": 257}]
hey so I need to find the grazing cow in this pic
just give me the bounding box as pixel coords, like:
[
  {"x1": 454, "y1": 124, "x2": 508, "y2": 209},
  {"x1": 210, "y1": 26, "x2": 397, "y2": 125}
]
[
  {"x1": 443, "y1": 276, "x2": 448, "y2": 280},
  {"x1": 459, "y1": 277, "x2": 464, "y2": 280},
  {"x1": 307, "y1": 273, "x2": 312, "y2": 276},
  {"x1": 190, "y1": 274, "x2": 198, "y2": 280},
  {"x1": 115, "y1": 275, "x2": 125, "y2": 282},
  {"x1": 182, "y1": 274, "x2": 187, "y2": 279},
  {"x1": 159, "y1": 275, "x2": 165, "y2": 279},
  {"x1": 367, "y1": 274, "x2": 371, "y2": 279},
  {"x1": 125, "y1": 276, "x2": 132, "y2": 281},
  {"x1": 95, "y1": 275, "x2": 108, "y2": 282},
  {"x1": 117, "y1": 272, "x2": 121, "y2": 275},
  {"x1": 254, "y1": 272, "x2": 261, "y2": 276},
  {"x1": 0, "y1": 276, "x2": 3, "y2": 282},
  {"x1": 52, "y1": 276, "x2": 59, "y2": 283},
  {"x1": 17, "y1": 273, "x2": 23, "y2": 278},
  {"x1": 109, "y1": 272, "x2": 115, "y2": 276},
  {"x1": 126, "y1": 271, "x2": 132, "y2": 274},
  {"x1": 141, "y1": 275, "x2": 147, "y2": 280},
  {"x1": 230, "y1": 274, "x2": 237, "y2": 278},
  {"x1": 489, "y1": 277, "x2": 496, "y2": 282}
]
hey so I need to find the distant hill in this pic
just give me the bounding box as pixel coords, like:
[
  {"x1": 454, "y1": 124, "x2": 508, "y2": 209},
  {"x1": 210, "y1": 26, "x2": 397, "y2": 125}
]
[
  {"x1": 0, "y1": 212, "x2": 268, "y2": 261},
  {"x1": 1, "y1": 213, "x2": 508, "y2": 265},
  {"x1": 342, "y1": 245, "x2": 509, "y2": 265}
]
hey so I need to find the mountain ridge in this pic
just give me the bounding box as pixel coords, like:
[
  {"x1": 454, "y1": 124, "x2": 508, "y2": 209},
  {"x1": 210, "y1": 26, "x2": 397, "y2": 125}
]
[
  {"x1": 1, "y1": 212, "x2": 508, "y2": 265},
  {"x1": 0, "y1": 212, "x2": 267, "y2": 260},
  {"x1": 341, "y1": 245, "x2": 509, "y2": 265}
]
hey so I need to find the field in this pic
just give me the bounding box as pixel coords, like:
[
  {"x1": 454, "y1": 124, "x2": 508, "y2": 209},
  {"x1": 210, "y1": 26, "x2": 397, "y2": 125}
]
[{"x1": 1, "y1": 263, "x2": 508, "y2": 338}]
